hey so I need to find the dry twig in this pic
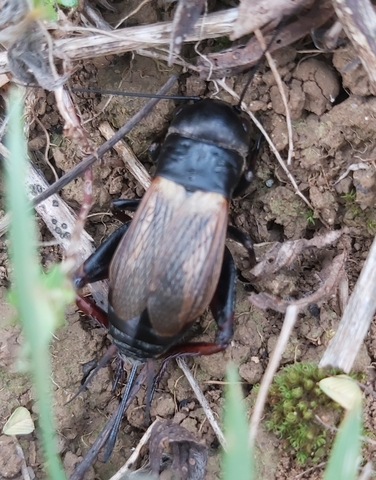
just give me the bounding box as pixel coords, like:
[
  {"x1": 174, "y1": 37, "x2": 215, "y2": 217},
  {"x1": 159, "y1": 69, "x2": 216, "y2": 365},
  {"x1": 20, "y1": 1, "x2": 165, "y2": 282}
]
[
  {"x1": 98, "y1": 122, "x2": 151, "y2": 190},
  {"x1": 198, "y1": 0, "x2": 333, "y2": 78},
  {"x1": 231, "y1": 0, "x2": 313, "y2": 40},
  {"x1": 0, "y1": 142, "x2": 109, "y2": 307},
  {"x1": 250, "y1": 229, "x2": 346, "y2": 278},
  {"x1": 332, "y1": 0, "x2": 376, "y2": 95},
  {"x1": 176, "y1": 357, "x2": 226, "y2": 449},
  {"x1": 320, "y1": 235, "x2": 376, "y2": 372},
  {"x1": 249, "y1": 305, "x2": 299, "y2": 446},
  {"x1": 0, "y1": 9, "x2": 239, "y2": 74},
  {"x1": 254, "y1": 28, "x2": 294, "y2": 166}
]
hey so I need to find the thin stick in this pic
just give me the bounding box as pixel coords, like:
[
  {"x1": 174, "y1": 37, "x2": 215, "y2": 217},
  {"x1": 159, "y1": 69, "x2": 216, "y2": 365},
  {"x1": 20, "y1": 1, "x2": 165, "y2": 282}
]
[
  {"x1": 136, "y1": 47, "x2": 200, "y2": 72},
  {"x1": 14, "y1": 438, "x2": 32, "y2": 480},
  {"x1": 63, "y1": 167, "x2": 93, "y2": 276},
  {"x1": 98, "y1": 122, "x2": 151, "y2": 190},
  {"x1": 31, "y1": 76, "x2": 176, "y2": 208},
  {"x1": 107, "y1": 420, "x2": 158, "y2": 480},
  {"x1": 254, "y1": 28, "x2": 294, "y2": 166},
  {"x1": 358, "y1": 461, "x2": 374, "y2": 480},
  {"x1": 319, "y1": 235, "x2": 376, "y2": 372},
  {"x1": 176, "y1": 357, "x2": 226, "y2": 449},
  {"x1": 249, "y1": 305, "x2": 298, "y2": 446},
  {"x1": 295, "y1": 462, "x2": 327, "y2": 479},
  {"x1": 315, "y1": 415, "x2": 376, "y2": 446},
  {"x1": 216, "y1": 79, "x2": 313, "y2": 210},
  {"x1": 0, "y1": 142, "x2": 108, "y2": 307},
  {"x1": 114, "y1": 0, "x2": 152, "y2": 29},
  {"x1": 33, "y1": 115, "x2": 59, "y2": 182}
]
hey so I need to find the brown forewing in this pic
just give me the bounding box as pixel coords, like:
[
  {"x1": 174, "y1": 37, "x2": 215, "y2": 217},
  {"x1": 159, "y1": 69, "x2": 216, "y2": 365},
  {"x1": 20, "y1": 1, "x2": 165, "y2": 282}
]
[{"x1": 109, "y1": 176, "x2": 228, "y2": 337}]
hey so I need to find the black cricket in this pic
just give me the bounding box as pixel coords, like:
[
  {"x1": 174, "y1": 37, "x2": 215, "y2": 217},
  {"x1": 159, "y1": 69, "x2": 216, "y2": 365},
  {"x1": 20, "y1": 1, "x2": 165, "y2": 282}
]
[{"x1": 72, "y1": 97, "x2": 259, "y2": 469}]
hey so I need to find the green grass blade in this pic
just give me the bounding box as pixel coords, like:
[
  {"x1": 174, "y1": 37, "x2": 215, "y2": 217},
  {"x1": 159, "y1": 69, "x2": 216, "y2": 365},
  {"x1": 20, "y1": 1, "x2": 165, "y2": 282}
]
[
  {"x1": 5, "y1": 87, "x2": 67, "y2": 480},
  {"x1": 222, "y1": 364, "x2": 254, "y2": 480}
]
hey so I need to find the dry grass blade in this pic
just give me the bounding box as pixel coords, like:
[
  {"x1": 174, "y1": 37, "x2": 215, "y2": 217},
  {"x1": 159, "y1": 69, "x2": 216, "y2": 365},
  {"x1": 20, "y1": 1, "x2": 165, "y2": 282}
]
[
  {"x1": 0, "y1": 9, "x2": 238, "y2": 74},
  {"x1": 176, "y1": 357, "x2": 226, "y2": 449},
  {"x1": 217, "y1": 79, "x2": 313, "y2": 210},
  {"x1": 249, "y1": 305, "x2": 299, "y2": 446},
  {"x1": 254, "y1": 28, "x2": 294, "y2": 166},
  {"x1": 320, "y1": 235, "x2": 376, "y2": 372}
]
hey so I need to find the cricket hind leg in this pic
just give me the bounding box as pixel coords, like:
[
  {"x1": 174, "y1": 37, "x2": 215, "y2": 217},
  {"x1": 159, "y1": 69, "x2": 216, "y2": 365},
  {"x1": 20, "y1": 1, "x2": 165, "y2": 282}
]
[{"x1": 156, "y1": 245, "x2": 237, "y2": 359}]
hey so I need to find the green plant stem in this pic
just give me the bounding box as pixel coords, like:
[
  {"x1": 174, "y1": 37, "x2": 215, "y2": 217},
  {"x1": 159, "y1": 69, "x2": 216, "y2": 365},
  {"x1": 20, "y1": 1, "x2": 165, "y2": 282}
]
[{"x1": 6, "y1": 87, "x2": 66, "y2": 480}]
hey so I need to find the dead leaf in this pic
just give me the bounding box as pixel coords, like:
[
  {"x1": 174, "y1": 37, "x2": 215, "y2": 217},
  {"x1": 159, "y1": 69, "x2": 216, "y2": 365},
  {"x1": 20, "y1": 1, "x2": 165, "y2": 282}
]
[
  {"x1": 249, "y1": 252, "x2": 346, "y2": 313},
  {"x1": 231, "y1": 0, "x2": 314, "y2": 40},
  {"x1": 169, "y1": 0, "x2": 205, "y2": 63},
  {"x1": 251, "y1": 229, "x2": 346, "y2": 279},
  {"x1": 7, "y1": 21, "x2": 66, "y2": 90},
  {"x1": 3, "y1": 407, "x2": 35, "y2": 436},
  {"x1": 149, "y1": 420, "x2": 208, "y2": 480}
]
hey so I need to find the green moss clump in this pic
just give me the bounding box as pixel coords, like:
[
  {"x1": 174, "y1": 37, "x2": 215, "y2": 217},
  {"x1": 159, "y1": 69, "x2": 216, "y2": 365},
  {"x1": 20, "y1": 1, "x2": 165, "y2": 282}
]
[{"x1": 265, "y1": 362, "x2": 343, "y2": 464}]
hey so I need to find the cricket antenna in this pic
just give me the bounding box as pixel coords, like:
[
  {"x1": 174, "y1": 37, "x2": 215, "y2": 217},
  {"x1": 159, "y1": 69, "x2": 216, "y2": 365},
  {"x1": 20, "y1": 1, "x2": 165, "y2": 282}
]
[
  {"x1": 69, "y1": 85, "x2": 202, "y2": 101},
  {"x1": 21, "y1": 82, "x2": 202, "y2": 102},
  {"x1": 237, "y1": 65, "x2": 259, "y2": 108}
]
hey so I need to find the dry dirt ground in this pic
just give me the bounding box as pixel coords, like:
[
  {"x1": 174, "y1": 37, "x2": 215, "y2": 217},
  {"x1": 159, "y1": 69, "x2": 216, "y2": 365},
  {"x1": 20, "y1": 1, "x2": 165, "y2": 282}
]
[{"x1": 1, "y1": 4, "x2": 376, "y2": 480}]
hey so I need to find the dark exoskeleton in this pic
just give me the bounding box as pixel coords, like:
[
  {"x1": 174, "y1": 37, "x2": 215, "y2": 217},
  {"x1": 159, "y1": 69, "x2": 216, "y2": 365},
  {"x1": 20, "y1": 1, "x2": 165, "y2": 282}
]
[
  {"x1": 75, "y1": 98, "x2": 258, "y2": 363},
  {"x1": 71, "y1": 98, "x2": 260, "y2": 476}
]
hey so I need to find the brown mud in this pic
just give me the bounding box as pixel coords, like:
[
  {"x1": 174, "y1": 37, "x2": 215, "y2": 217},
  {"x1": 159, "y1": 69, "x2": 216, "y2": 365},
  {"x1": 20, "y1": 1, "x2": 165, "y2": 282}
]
[{"x1": 1, "y1": 4, "x2": 376, "y2": 480}]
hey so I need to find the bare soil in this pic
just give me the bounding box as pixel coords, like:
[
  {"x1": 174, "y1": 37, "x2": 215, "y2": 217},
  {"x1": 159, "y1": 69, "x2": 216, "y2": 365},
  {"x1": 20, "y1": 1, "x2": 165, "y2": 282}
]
[{"x1": 1, "y1": 4, "x2": 376, "y2": 480}]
